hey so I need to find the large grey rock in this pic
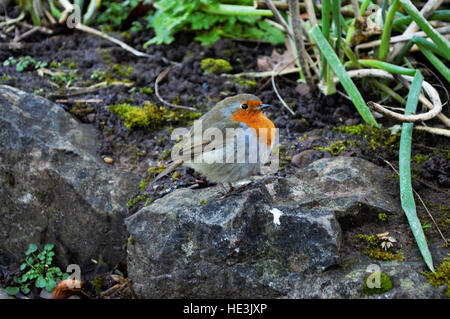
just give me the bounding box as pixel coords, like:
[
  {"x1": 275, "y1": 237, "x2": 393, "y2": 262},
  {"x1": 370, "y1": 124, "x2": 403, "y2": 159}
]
[
  {"x1": 0, "y1": 86, "x2": 140, "y2": 271},
  {"x1": 125, "y1": 157, "x2": 406, "y2": 298}
]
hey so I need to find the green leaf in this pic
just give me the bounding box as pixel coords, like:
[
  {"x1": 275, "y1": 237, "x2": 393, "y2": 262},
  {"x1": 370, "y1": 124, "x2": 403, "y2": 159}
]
[
  {"x1": 20, "y1": 263, "x2": 27, "y2": 271},
  {"x1": 400, "y1": 0, "x2": 450, "y2": 61},
  {"x1": 25, "y1": 244, "x2": 38, "y2": 255},
  {"x1": 399, "y1": 70, "x2": 434, "y2": 272},
  {"x1": 46, "y1": 278, "x2": 57, "y2": 292},
  {"x1": 5, "y1": 286, "x2": 19, "y2": 295},
  {"x1": 44, "y1": 244, "x2": 54, "y2": 251},
  {"x1": 21, "y1": 286, "x2": 31, "y2": 295},
  {"x1": 309, "y1": 25, "x2": 379, "y2": 127},
  {"x1": 35, "y1": 276, "x2": 47, "y2": 288}
]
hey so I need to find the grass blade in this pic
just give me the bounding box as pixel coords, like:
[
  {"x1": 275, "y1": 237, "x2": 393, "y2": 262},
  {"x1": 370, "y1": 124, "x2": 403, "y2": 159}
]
[
  {"x1": 399, "y1": 70, "x2": 434, "y2": 272},
  {"x1": 310, "y1": 25, "x2": 379, "y2": 127},
  {"x1": 353, "y1": 59, "x2": 416, "y2": 76},
  {"x1": 320, "y1": 0, "x2": 336, "y2": 94},
  {"x1": 394, "y1": 35, "x2": 449, "y2": 65},
  {"x1": 417, "y1": 44, "x2": 450, "y2": 82},
  {"x1": 400, "y1": 0, "x2": 450, "y2": 61},
  {"x1": 378, "y1": 0, "x2": 400, "y2": 61}
]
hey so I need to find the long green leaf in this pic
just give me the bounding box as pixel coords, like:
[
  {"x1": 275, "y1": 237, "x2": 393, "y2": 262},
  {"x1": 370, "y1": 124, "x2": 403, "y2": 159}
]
[
  {"x1": 310, "y1": 25, "x2": 379, "y2": 127},
  {"x1": 355, "y1": 59, "x2": 416, "y2": 76},
  {"x1": 379, "y1": 0, "x2": 400, "y2": 61},
  {"x1": 399, "y1": 70, "x2": 434, "y2": 272},
  {"x1": 394, "y1": 35, "x2": 449, "y2": 65},
  {"x1": 400, "y1": 0, "x2": 450, "y2": 61},
  {"x1": 417, "y1": 44, "x2": 450, "y2": 82},
  {"x1": 331, "y1": 0, "x2": 342, "y2": 60},
  {"x1": 393, "y1": 10, "x2": 450, "y2": 29},
  {"x1": 320, "y1": 0, "x2": 336, "y2": 94}
]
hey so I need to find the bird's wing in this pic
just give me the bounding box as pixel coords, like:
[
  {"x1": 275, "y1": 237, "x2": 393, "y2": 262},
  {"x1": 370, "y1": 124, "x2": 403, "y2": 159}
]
[{"x1": 175, "y1": 117, "x2": 242, "y2": 161}]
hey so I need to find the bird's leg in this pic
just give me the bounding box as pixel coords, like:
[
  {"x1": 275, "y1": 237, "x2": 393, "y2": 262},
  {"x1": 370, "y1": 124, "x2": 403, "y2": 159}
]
[
  {"x1": 218, "y1": 181, "x2": 252, "y2": 199},
  {"x1": 218, "y1": 183, "x2": 232, "y2": 198}
]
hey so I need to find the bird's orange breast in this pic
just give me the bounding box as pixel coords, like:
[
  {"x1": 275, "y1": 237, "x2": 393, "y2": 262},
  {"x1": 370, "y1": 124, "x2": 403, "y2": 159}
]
[{"x1": 230, "y1": 110, "x2": 276, "y2": 147}]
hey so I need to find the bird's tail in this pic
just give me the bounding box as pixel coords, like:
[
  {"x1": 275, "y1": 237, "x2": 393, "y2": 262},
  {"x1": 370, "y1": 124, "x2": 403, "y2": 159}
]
[{"x1": 153, "y1": 159, "x2": 184, "y2": 182}]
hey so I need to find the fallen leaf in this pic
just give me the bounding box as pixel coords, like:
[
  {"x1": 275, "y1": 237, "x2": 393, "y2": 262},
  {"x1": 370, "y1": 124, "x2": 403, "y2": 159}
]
[
  {"x1": 257, "y1": 39, "x2": 297, "y2": 72},
  {"x1": 53, "y1": 279, "x2": 84, "y2": 299}
]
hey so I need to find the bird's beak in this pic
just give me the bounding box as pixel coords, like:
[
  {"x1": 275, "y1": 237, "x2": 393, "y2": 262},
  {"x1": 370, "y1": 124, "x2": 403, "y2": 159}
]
[{"x1": 257, "y1": 104, "x2": 271, "y2": 110}]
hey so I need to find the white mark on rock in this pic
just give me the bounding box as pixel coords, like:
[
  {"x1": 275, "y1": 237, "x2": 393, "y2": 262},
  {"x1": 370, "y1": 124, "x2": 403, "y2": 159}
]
[
  {"x1": 269, "y1": 208, "x2": 283, "y2": 226},
  {"x1": 19, "y1": 193, "x2": 34, "y2": 204}
]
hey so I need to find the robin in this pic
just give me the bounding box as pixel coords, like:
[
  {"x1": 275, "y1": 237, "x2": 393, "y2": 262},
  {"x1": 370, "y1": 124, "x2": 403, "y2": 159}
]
[{"x1": 154, "y1": 93, "x2": 277, "y2": 192}]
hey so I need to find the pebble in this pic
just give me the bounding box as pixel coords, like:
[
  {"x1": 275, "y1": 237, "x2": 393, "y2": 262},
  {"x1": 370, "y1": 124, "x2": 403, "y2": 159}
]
[
  {"x1": 39, "y1": 289, "x2": 53, "y2": 299},
  {"x1": 0, "y1": 288, "x2": 14, "y2": 299},
  {"x1": 103, "y1": 157, "x2": 114, "y2": 164},
  {"x1": 291, "y1": 150, "x2": 323, "y2": 168}
]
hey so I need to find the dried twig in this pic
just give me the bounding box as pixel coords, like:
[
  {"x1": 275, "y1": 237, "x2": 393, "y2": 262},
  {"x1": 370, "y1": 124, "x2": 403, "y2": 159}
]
[
  {"x1": 263, "y1": 0, "x2": 293, "y2": 39},
  {"x1": 155, "y1": 67, "x2": 197, "y2": 111},
  {"x1": 342, "y1": 69, "x2": 449, "y2": 127},
  {"x1": 13, "y1": 25, "x2": 53, "y2": 42},
  {"x1": 0, "y1": 11, "x2": 25, "y2": 28},
  {"x1": 256, "y1": 56, "x2": 298, "y2": 95},
  {"x1": 271, "y1": 61, "x2": 295, "y2": 115},
  {"x1": 355, "y1": 26, "x2": 450, "y2": 58},
  {"x1": 383, "y1": 159, "x2": 447, "y2": 244},
  {"x1": 414, "y1": 125, "x2": 450, "y2": 137},
  {"x1": 287, "y1": 0, "x2": 313, "y2": 85},
  {"x1": 55, "y1": 99, "x2": 103, "y2": 103}
]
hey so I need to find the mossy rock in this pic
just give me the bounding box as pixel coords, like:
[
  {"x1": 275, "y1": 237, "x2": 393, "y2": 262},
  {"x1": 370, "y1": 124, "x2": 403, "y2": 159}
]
[
  {"x1": 362, "y1": 272, "x2": 393, "y2": 294},
  {"x1": 424, "y1": 259, "x2": 450, "y2": 298}
]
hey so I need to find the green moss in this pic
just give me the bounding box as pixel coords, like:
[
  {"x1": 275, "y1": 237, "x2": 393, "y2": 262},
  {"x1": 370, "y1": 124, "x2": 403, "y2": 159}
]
[
  {"x1": 70, "y1": 104, "x2": 94, "y2": 117},
  {"x1": 315, "y1": 140, "x2": 355, "y2": 156},
  {"x1": 126, "y1": 194, "x2": 149, "y2": 209},
  {"x1": 92, "y1": 276, "x2": 105, "y2": 296},
  {"x1": 334, "y1": 124, "x2": 400, "y2": 154},
  {"x1": 0, "y1": 75, "x2": 12, "y2": 83},
  {"x1": 128, "y1": 235, "x2": 135, "y2": 245},
  {"x1": 378, "y1": 213, "x2": 388, "y2": 222},
  {"x1": 139, "y1": 179, "x2": 148, "y2": 191},
  {"x1": 140, "y1": 87, "x2": 154, "y2": 95},
  {"x1": 361, "y1": 272, "x2": 393, "y2": 294},
  {"x1": 255, "y1": 260, "x2": 286, "y2": 280},
  {"x1": 365, "y1": 248, "x2": 404, "y2": 261},
  {"x1": 201, "y1": 58, "x2": 232, "y2": 74},
  {"x1": 108, "y1": 102, "x2": 202, "y2": 131},
  {"x1": 101, "y1": 48, "x2": 114, "y2": 65},
  {"x1": 234, "y1": 77, "x2": 257, "y2": 90},
  {"x1": 111, "y1": 64, "x2": 133, "y2": 78},
  {"x1": 424, "y1": 258, "x2": 450, "y2": 298},
  {"x1": 199, "y1": 200, "x2": 207, "y2": 205},
  {"x1": 147, "y1": 164, "x2": 167, "y2": 182},
  {"x1": 412, "y1": 153, "x2": 430, "y2": 164},
  {"x1": 159, "y1": 149, "x2": 172, "y2": 161},
  {"x1": 357, "y1": 234, "x2": 404, "y2": 261},
  {"x1": 172, "y1": 171, "x2": 182, "y2": 179}
]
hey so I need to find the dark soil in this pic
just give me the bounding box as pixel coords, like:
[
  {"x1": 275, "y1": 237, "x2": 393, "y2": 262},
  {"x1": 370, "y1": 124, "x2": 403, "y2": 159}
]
[{"x1": 0, "y1": 8, "x2": 449, "y2": 298}]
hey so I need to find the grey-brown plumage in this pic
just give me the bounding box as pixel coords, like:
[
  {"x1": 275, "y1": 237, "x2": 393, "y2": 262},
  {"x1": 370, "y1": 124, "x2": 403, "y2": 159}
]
[{"x1": 154, "y1": 94, "x2": 274, "y2": 184}]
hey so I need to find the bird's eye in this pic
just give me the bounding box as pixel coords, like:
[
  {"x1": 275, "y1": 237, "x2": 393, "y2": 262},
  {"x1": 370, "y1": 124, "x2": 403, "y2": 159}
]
[{"x1": 241, "y1": 104, "x2": 248, "y2": 110}]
